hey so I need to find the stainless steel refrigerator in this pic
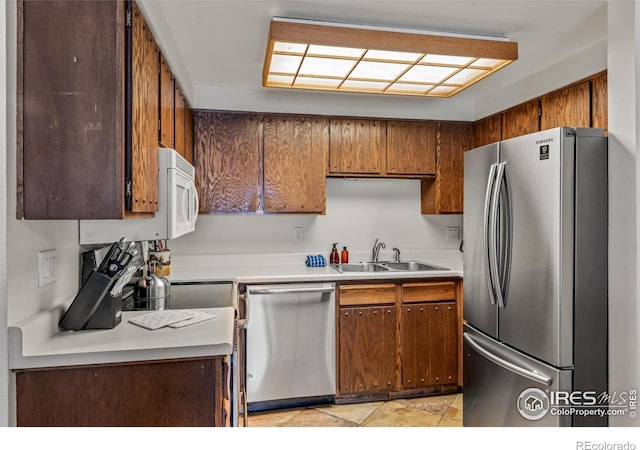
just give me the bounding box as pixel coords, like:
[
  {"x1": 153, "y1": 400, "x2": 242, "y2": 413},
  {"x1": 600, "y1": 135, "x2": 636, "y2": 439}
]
[{"x1": 462, "y1": 127, "x2": 608, "y2": 427}]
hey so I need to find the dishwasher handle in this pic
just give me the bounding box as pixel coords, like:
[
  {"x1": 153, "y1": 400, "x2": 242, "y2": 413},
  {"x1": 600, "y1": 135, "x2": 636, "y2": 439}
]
[{"x1": 246, "y1": 286, "x2": 335, "y2": 295}]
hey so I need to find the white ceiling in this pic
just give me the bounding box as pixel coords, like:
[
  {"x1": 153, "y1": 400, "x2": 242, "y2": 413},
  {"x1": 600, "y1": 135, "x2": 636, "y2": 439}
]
[{"x1": 140, "y1": 0, "x2": 608, "y2": 117}]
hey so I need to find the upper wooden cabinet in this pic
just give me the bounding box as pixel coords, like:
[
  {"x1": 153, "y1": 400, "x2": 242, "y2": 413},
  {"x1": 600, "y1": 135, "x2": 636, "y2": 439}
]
[
  {"x1": 540, "y1": 81, "x2": 590, "y2": 130},
  {"x1": 159, "y1": 54, "x2": 175, "y2": 149},
  {"x1": 194, "y1": 112, "x2": 262, "y2": 213},
  {"x1": 421, "y1": 122, "x2": 471, "y2": 215},
  {"x1": 329, "y1": 119, "x2": 385, "y2": 174},
  {"x1": 501, "y1": 99, "x2": 540, "y2": 141},
  {"x1": 18, "y1": 0, "x2": 162, "y2": 219},
  {"x1": 184, "y1": 106, "x2": 194, "y2": 163},
  {"x1": 386, "y1": 121, "x2": 437, "y2": 175},
  {"x1": 174, "y1": 83, "x2": 187, "y2": 159},
  {"x1": 472, "y1": 113, "x2": 501, "y2": 148},
  {"x1": 263, "y1": 115, "x2": 328, "y2": 213},
  {"x1": 591, "y1": 72, "x2": 608, "y2": 134}
]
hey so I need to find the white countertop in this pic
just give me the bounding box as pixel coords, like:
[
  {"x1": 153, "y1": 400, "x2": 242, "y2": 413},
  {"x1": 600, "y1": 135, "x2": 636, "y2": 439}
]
[
  {"x1": 9, "y1": 249, "x2": 462, "y2": 371},
  {"x1": 9, "y1": 306, "x2": 235, "y2": 370},
  {"x1": 167, "y1": 249, "x2": 463, "y2": 284}
]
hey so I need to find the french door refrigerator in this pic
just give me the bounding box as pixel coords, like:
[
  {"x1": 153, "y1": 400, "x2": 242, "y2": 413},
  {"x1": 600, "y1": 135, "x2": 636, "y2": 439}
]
[{"x1": 463, "y1": 127, "x2": 608, "y2": 427}]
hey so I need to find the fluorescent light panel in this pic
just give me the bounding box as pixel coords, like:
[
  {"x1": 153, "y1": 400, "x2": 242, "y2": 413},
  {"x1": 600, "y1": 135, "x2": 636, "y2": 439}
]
[{"x1": 263, "y1": 18, "x2": 518, "y2": 98}]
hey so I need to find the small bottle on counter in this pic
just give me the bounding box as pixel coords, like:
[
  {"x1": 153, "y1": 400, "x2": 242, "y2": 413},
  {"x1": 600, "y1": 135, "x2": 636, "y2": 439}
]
[
  {"x1": 341, "y1": 246, "x2": 349, "y2": 264},
  {"x1": 330, "y1": 243, "x2": 340, "y2": 264}
]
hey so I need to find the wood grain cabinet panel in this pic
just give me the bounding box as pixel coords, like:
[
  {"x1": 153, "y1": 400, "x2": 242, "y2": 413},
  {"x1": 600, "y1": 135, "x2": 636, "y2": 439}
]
[
  {"x1": 329, "y1": 119, "x2": 385, "y2": 174},
  {"x1": 159, "y1": 54, "x2": 175, "y2": 149},
  {"x1": 591, "y1": 72, "x2": 608, "y2": 134},
  {"x1": 540, "y1": 81, "x2": 590, "y2": 131},
  {"x1": 185, "y1": 106, "x2": 194, "y2": 163},
  {"x1": 15, "y1": 357, "x2": 229, "y2": 427},
  {"x1": 174, "y1": 83, "x2": 187, "y2": 158},
  {"x1": 339, "y1": 284, "x2": 396, "y2": 306},
  {"x1": 472, "y1": 113, "x2": 502, "y2": 148},
  {"x1": 194, "y1": 112, "x2": 262, "y2": 213},
  {"x1": 263, "y1": 115, "x2": 328, "y2": 213},
  {"x1": 130, "y1": 1, "x2": 160, "y2": 213},
  {"x1": 402, "y1": 281, "x2": 456, "y2": 303},
  {"x1": 438, "y1": 122, "x2": 469, "y2": 214},
  {"x1": 401, "y1": 302, "x2": 458, "y2": 389},
  {"x1": 338, "y1": 306, "x2": 399, "y2": 395},
  {"x1": 386, "y1": 121, "x2": 437, "y2": 175},
  {"x1": 501, "y1": 100, "x2": 540, "y2": 140}
]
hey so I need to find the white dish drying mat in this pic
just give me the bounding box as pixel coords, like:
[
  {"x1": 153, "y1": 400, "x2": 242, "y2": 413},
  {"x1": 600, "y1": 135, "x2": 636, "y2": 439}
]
[{"x1": 128, "y1": 310, "x2": 216, "y2": 330}]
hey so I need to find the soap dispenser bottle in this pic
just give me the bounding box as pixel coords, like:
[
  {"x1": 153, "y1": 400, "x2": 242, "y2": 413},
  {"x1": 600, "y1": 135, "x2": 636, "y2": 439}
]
[
  {"x1": 330, "y1": 243, "x2": 340, "y2": 264},
  {"x1": 341, "y1": 246, "x2": 349, "y2": 264}
]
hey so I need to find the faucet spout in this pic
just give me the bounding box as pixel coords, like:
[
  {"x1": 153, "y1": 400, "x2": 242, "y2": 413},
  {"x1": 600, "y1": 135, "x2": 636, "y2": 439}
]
[{"x1": 372, "y1": 238, "x2": 386, "y2": 262}]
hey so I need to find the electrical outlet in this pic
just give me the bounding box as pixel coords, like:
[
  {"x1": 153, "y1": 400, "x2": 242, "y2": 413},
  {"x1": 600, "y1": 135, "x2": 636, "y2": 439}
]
[
  {"x1": 294, "y1": 226, "x2": 303, "y2": 243},
  {"x1": 445, "y1": 227, "x2": 460, "y2": 241},
  {"x1": 38, "y1": 249, "x2": 57, "y2": 287}
]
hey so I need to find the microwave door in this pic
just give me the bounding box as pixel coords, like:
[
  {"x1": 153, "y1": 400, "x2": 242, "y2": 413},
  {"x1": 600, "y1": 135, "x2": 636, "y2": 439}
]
[{"x1": 168, "y1": 168, "x2": 197, "y2": 238}]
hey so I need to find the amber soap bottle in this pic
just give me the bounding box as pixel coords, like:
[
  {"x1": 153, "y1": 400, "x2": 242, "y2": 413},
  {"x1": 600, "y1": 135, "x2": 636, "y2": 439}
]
[{"x1": 341, "y1": 246, "x2": 349, "y2": 264}]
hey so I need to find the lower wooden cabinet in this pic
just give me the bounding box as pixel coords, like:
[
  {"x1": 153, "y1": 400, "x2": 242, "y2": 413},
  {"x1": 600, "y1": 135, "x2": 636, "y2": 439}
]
[
  {"x1": 401, "y1": 302, "x2": 458, "y2": 388},
  {"x1": 14, "y1": 357, "x2": 229, "y2": 427},
  {"x1": 338, "y1": 306, "x2": 398, "y2": 394},
  {"x1": 336, "y1": 280, "x2": 460, "y2": 400}
]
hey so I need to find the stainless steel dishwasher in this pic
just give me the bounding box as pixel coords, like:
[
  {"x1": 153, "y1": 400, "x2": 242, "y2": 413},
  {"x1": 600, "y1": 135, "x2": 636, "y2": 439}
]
[{"x1": 244, "y1": 283, "x2": 336, "y2": 412}]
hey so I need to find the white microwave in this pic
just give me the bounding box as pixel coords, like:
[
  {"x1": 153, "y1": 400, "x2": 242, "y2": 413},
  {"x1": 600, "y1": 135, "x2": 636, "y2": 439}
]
[{"x1": 79, "y1": 148, "x2": 199, "y2": 244}]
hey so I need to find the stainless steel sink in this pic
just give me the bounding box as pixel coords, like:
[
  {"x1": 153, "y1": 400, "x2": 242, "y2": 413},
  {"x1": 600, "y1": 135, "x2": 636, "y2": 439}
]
[
  {"x1": 331, "y1": 260, "x2": 448, "y2": 273},
  {"x1": 331, "y1": 263, "x2": 390, "y2": 273},
  {"x1": 378, "y1": 261, "x2": 448, "y2": 271}
]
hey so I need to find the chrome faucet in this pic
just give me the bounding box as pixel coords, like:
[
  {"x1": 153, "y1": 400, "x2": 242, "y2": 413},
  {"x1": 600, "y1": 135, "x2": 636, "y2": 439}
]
[
  {"x1": 392, "y1": 247, "x2": 401, "y2": 262},
  {"x1": 372, "y1": 238, "x2": 386, "y2": 262}
]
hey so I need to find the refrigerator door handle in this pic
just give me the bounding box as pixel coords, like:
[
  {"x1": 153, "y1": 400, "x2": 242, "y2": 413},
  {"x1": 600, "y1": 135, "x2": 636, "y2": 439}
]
[
  {"x1": 464, "y1": 332, "x2": 553, "y2": 386},
  {"x1": 498, "y1": 162, "x2": 513, "y2": 306},
  {"x1": 489, "y1": 162, "x2": 510, "y2": 308},
  {"x1": 484, "y1": 163, "x2": 499, "y2": 305}
]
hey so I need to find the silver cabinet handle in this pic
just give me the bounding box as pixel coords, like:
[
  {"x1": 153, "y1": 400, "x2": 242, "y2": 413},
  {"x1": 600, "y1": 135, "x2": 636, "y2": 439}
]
[
  {"x1": 464, "y1": 332, "x2": 552, "y2": 386},
  {"x1": 247, "y1": 286, "x2": 334, "y2": 295}
]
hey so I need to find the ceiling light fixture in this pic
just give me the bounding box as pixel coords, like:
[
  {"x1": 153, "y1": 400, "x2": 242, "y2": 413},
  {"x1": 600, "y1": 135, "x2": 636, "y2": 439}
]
[{"x1": 263, "y1": 17, "x2": 518, "y2": 98}]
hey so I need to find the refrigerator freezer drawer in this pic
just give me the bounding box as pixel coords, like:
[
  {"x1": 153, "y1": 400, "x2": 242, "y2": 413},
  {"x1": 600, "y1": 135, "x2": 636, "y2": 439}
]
[{"x1": 463, "y1": 324, "x2": 572, "y2": 427}]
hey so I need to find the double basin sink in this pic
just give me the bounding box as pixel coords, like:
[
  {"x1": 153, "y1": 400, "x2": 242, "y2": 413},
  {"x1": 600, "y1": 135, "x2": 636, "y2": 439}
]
[{"x1": 331, "y1": 260, "x2": 448, "y2": 273}]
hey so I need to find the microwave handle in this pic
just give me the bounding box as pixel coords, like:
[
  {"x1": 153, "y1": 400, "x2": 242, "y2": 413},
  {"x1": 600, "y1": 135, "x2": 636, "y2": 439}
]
[{"x1": 182, "y1": 180, "x2": 199, "y2": 227}]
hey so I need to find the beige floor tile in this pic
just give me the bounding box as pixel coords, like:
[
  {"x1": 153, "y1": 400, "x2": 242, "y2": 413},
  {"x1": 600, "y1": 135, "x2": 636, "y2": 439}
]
[
  {"x1": 394, "y1": 394, "x2": 456, "y2": 415},
  {"x1": 444, "y1": 394, "x2": 463, "y2": 421},
  {"x1": 437, "y1": 415, "x2": 463, "y2": 427},
  {"x1": 361, "y1": 401, "x2": 442, "y2": 427},
  {"x1": 314, "y1": 401, "x2": 382, "y2": 425},
  {"x1": 247, "y1": 409, "x2": 301, "y2": 427},
  {"x1": 280, "y1": 409, "x2": 359, "y2": 427}
]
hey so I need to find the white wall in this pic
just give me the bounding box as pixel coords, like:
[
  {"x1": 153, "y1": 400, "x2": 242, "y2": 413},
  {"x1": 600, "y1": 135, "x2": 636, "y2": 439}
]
[
  {"x1": 607, "y1": 0, "x2": 638, "y2": 427},
  {"x1": 1, "y1": 0, "x2": 9, "y2": 430},
  {"x1": 171, "y1": 178, "x2": 462, "y2": 258}
]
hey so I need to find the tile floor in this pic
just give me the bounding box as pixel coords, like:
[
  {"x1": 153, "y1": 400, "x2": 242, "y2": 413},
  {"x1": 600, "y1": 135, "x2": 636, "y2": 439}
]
[{"x1": 246, "y1": 393, "x2": 462, "y2": 427}]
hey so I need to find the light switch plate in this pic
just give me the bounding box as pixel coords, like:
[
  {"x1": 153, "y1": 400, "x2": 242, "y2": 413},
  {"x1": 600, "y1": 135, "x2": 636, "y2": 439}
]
[
  {"x1": 38, "y1": 249, "x2": 57, "y2": 287},
  {"x1": 445, "y1": 227, "x2": 460, "y2": 241},
  {"x1": 294, "y1": 226, "x2": 303, "y2": 244}
]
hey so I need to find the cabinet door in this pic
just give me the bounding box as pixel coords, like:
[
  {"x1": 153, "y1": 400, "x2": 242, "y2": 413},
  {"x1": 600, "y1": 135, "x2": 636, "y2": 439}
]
[
  {"x1": 130, "y1": 2, "x2": 159, "y2": 213},
  {"x1": 263, "y1": 115, "x2": 328, "y2": 213},
  {"x1": 338, "y1": 306, "x2": 398, "y2": 395},
  {"x1": 439, "y1": 122, "x2": 470, "y2": 214},
  {"x1": 386, "y1": 121, "x2": 436, "y2": 175},
  {"x1": 194, "y1": 112, "x2": 262, "y2": 212},
  {"x1": 401, "y1": 302, "x2": 457, "y2": 389},
  {"x1": 185, "y1": 106, "x2": 194, "y2": 163},
  {"x1": 501, "y1": 100, "x2": 539, "y2": 140},
  {"x1": 19, "y1": 0, "x2": 125, "y2": 219},
  {"x1": 540, "y1": 81, "x2": 590, "y2": 130},
  {"x1": 175, "y1": 83, "x2": 187, "y2": 158},
  {"x1": 329, "y1": 119, "x2": 385, "y2": 174},
  {"x1": 159, "y1": 54, "x2": 175, "y2": 148},
  {"x1": 591, "y1": 72, "x2": 608, "y2": 134},
  {"x1": 472, "y1": 113, "x2": 501, "y2": 148}
]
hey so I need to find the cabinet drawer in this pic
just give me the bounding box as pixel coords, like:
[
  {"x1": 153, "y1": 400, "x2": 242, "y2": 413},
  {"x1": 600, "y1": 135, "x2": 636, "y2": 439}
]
[
  {"x1": 339, "y1": 284, "x2": 396, "y2": 306},
  {"x1": 402, "y1": 282, "x2": 456, "y2": 303}
]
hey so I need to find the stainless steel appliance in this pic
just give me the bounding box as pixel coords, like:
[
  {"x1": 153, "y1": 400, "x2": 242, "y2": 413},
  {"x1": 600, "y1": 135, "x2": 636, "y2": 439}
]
[
  {"x1": 243, "y1": 283, "x2": 336, "y2": 412},
  {"x1": 463, "y1": 127, "x2": 608, "y2": 427}
]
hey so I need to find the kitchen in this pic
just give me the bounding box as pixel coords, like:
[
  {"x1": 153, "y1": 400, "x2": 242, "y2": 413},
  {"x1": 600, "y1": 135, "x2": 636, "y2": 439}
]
[{"x1": 0, "y1": 0, "x2": 639, "y2": 444}]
